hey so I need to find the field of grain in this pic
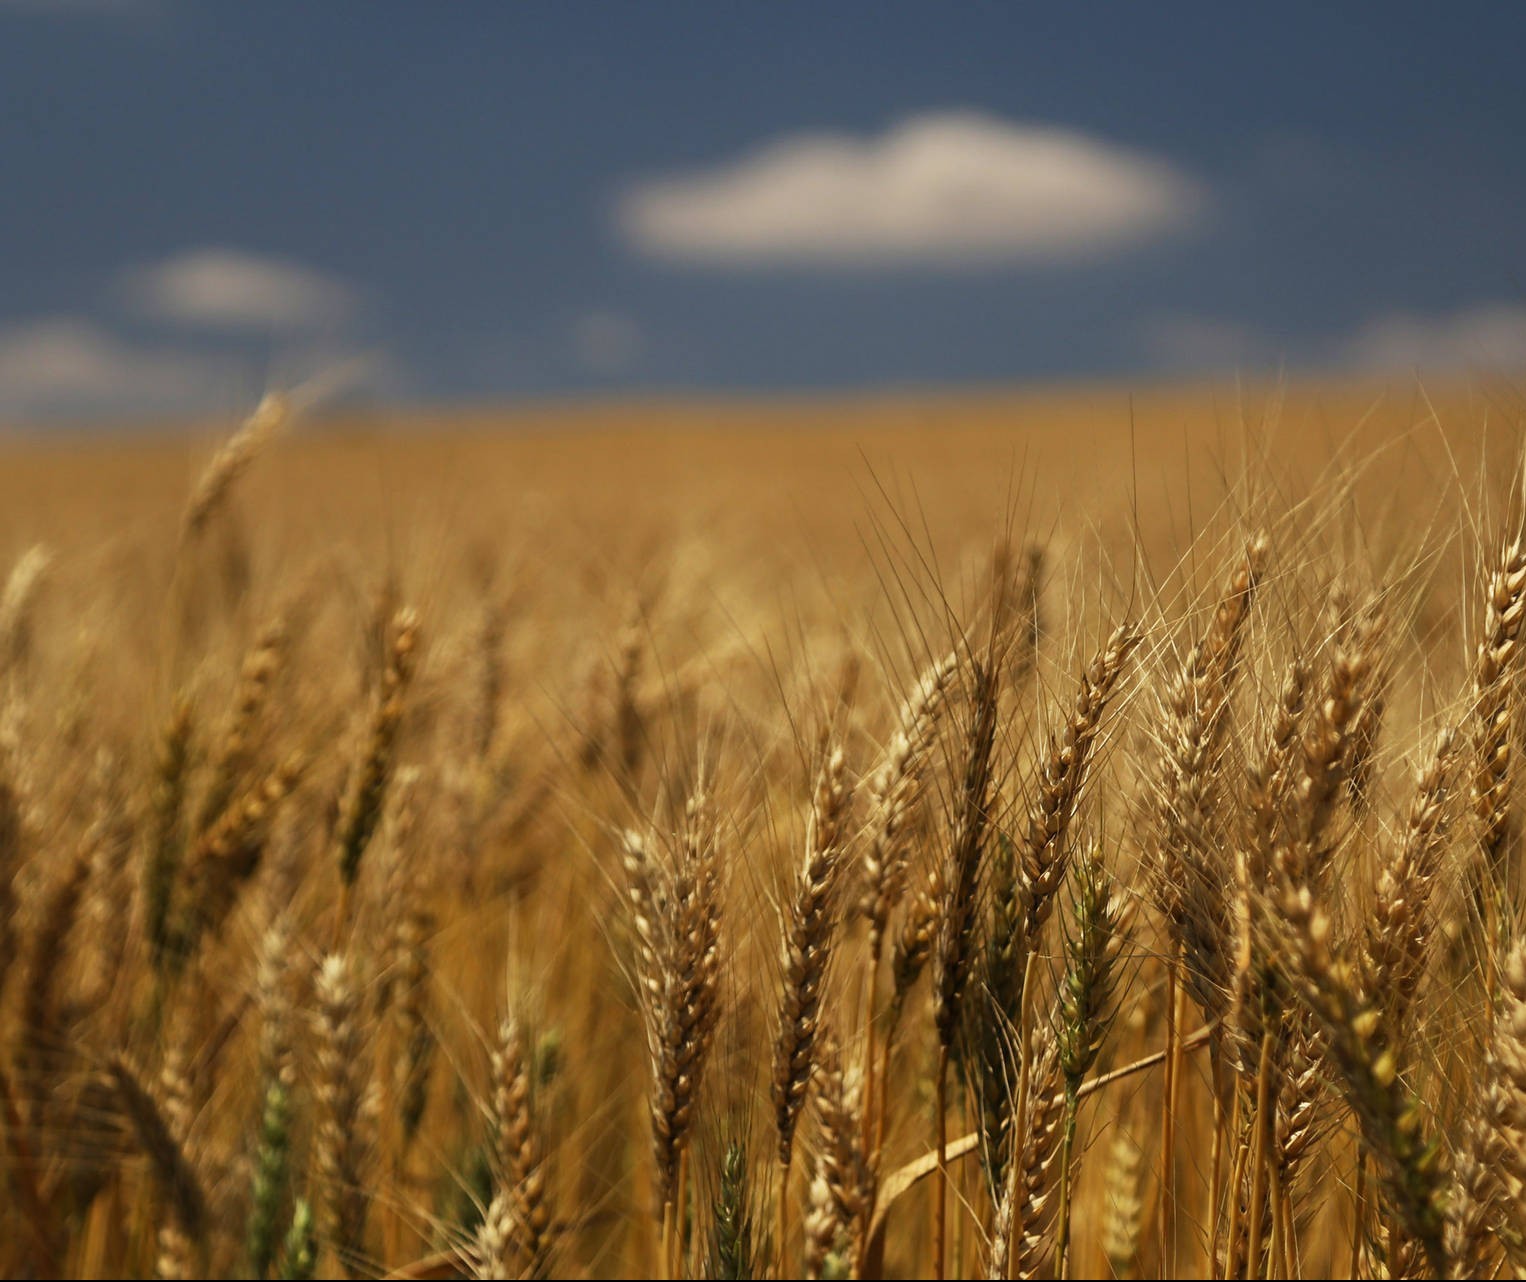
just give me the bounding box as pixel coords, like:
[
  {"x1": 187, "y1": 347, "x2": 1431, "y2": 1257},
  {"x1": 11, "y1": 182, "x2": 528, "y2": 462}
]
[{"x1": 0, "y1": 377, "x2": 1523, "y2": 1280}]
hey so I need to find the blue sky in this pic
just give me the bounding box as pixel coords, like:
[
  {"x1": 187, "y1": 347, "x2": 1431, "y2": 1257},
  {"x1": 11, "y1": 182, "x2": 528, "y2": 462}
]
[{"x1": 2, "y1": 1, "x2": 1525, "y2": 418}]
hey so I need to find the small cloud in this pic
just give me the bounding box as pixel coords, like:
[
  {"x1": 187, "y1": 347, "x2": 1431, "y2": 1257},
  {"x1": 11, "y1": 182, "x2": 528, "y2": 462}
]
[
  {"x1": 118, "y1": 248, "x2": 360, "y2": 332},
  {"x1": 617, "y1": 111, "x2": 1205, "y2": 268},
  {"x1": 1140, "y1": 303, "x2": 1526, "y2": 377},
  {"x1": 0, "y1": 318, "x2": 237, "y2": 419},
  {"x1": 570, "y1": 309, "x2": 642, "y2": 377},
  {"x1": 1343, "y1": 304, "x2": 1526, "y2": 372},
  {"x1": 1140, "y1": 314, "x2": 1274, "y2": 372}
]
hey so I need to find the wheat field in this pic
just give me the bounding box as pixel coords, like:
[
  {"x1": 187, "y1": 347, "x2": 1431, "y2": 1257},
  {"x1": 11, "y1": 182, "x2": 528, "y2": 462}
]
[{"x1": 1, "y1": 377, "x2": 1524, "y2": 1280}]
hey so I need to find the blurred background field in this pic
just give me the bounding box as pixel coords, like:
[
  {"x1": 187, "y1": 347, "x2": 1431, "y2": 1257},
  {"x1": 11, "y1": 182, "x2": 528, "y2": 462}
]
[{"x1": 4, "y1": 377, "x2": 1513, "y2": 574}]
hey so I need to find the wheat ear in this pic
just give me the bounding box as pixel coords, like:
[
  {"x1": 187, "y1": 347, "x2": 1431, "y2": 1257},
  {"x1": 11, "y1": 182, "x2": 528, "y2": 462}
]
[
  {"x1": 314, "y1": 952, "x2": 371, "y2": 1278},
  {"x1": 108, "y1": 1054, "x2": 208, "y2": 1269},
  {"x1": 477, "y1": 1008, "x2": 554, "y2": 1279},
  {"x1": 247, "y1": 917, "x2": 297, "y2": 1280},
  {"x1": 707, "y1": 1142, "x2": 757, "y2": 1281},
  {"x1": 772, "y1": 744, "x2": 853, "y2": 1272},
  {"x1": 860, "y1": 651, "x2": 957, "y2": 965},
  {"x1": 182, "y1": 392, "x2": 288, "y2": 541},
  {"x1": 1271, "y1": 885, "x2": 1448, "y2": 1276}
]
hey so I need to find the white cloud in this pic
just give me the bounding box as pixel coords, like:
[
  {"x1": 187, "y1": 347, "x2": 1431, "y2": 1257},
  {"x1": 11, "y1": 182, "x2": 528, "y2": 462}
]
[
  {"x1": 0, "y1": 318, "x2": 401, "y2": 421},
  {"x1": 1140, "y1": 303, "x2": 1526, "y2": 376},
  {"x1": 617, "y1": 112, "x2": 1205, "y2": 267},
  {"x1": 119, "y1": 248, "x2": 359, "y2": 332},
  {"x1": 0, "y1": 318, "x2": 238, "y2": 419},
  {"x1": 1343, "y1": 304, "x2": 1526, "y2": 372},
  {"x1": 1141, "y1": 314, "x2": 1273, "y2": 372},
  {"x1": 571, "y1": 309, "x2": 642, "y2": 376}
]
